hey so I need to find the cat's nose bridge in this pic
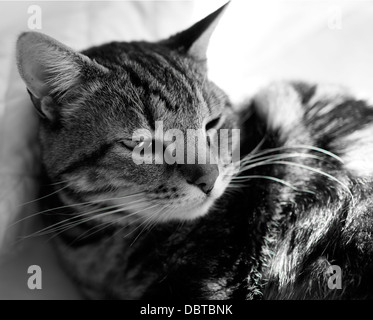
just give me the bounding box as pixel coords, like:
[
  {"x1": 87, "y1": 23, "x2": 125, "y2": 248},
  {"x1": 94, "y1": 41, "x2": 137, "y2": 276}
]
[
  {"x1": 160, "y1": 128, "x2": 218, "y2": 165},
  {"x1": 183, "y1": 129, "x2": 217, "y2": 165},
  {"x1": 179, "y1": 163, "x2": 219, "y2": 194}
]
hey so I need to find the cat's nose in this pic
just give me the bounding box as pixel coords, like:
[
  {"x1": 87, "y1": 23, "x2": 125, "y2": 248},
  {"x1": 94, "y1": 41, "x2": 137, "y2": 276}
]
[
  {"x1": 180, "y1": 164, "x2": 219, "y2": 194},
  {"x1": 194, "y1": 172, "x2": 218, "y2": 194}
]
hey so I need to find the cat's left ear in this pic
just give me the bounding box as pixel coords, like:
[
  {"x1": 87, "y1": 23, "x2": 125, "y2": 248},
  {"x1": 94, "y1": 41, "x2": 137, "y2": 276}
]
[
  {"x1": 164, "y1": 2, "x2": 229, "y2": 61},
  {"x1": 16, "y1": 31, "x2": 108, "y2": 121}
]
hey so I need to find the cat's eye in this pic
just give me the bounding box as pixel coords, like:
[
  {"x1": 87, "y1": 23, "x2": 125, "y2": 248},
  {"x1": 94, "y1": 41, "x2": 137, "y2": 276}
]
[
  {"x1": 205, "y1": 117, "x2": 221, "y2": 131},
  {"x1": 120, "y1": 139, "x2": 141, "y2": 150}
]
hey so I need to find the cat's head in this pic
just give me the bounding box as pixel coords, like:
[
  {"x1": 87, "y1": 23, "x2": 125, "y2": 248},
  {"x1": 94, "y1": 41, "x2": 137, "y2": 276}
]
[{"x1": 16, "y1": 3, "x2": 239, "y2": 223}]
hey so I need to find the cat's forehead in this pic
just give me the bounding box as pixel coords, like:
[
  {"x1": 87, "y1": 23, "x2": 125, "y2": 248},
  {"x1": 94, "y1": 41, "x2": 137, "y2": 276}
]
[
  {"x1": 111, "y1": 77, "x2": 208, "y2": 132},
  {"x1": 79, "y1": 41, "x2": 222, "y2": 133},
  {"x1": 105, "y1": 70, "x2": 208, "y2": 129}
]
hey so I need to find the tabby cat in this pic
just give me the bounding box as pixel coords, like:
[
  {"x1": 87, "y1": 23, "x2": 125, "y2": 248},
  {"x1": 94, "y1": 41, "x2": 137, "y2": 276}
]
[{"x1": 16, "y1": 4, "x2": 373, "y2": 299}]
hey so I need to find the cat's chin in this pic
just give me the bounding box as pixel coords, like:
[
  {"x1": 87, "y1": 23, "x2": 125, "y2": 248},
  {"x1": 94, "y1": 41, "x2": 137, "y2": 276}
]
[
  {"x1": 101, "y1": 176, "x2": 229, "y2": 224},
  {"x1": 154, "y1": 177, "x2": 229, "y2": 222},
  {"x1": 156, "y1": 189, "x2": 224, "y2": 222},
  {"x1": 172, "y1": 200, "x2": 214, "y2": 221},
  {"x1": 121, "y1": 191, "x2": 220, "y2": 223}
]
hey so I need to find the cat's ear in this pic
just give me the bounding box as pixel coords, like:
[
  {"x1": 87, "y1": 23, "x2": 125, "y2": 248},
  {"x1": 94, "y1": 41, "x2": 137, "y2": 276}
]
[
  {"x1": 16, "y1": 32, "x2": 108, "y2": 120},
  {"x1": 165, "y1": 2, "x2": 229, "y2": 61}
]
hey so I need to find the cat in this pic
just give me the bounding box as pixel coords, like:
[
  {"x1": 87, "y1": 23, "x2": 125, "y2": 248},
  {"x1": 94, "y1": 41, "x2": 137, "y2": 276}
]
[{"x1": 16, "y1": 3, "x2": 373, "y2": 299}]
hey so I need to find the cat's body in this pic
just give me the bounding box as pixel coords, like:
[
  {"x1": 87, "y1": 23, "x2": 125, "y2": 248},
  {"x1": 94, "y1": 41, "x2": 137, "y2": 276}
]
[
  {"x1": 41, "y1": 81, "x2": 373, "y2": 299},
  {"x1": 16, "y1": 4, "x2": 373, "y2": 299}
]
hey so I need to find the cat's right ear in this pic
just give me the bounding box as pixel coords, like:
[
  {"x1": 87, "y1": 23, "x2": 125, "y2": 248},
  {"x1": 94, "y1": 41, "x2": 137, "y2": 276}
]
[
  {"x1": 164, "y1": 2, "x2": 229, "y2": 62},
  {"x1": 16, "y1": 32, "x2": 108, "y2": 121}
]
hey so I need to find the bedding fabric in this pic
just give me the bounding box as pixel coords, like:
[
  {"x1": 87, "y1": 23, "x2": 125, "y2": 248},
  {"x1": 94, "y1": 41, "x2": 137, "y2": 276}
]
[{"x1": 0, "y1": 0, "x2": 195, "y2": 299}]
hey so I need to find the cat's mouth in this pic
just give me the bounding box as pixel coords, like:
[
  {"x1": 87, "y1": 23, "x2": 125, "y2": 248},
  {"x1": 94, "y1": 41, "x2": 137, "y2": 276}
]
[
  {"x1": 67, "y1": 164, "x2": 237, "y2": 224},
  {"x1": 108, "y1": 176, "x2": 229, "y2": 222},
  {"x1": 102, "y1": 190, "x2": 216, "y2": 223}
]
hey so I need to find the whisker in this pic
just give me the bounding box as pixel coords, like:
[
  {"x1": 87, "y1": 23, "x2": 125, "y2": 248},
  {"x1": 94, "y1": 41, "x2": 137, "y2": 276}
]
[
  {"x1": 72, "y1": 203, "x2": 162, "y2": 243},
  {"x1": 295, "y1": 145, "x2": 344, "y2": 163},
  {"x1": 129, "y1": 205, "x2": 166, "y2": 247},
  {"x1": 17, "y1": 184, "x2": 71, "y2": 207},
  {"x1": 230, "y1": 175, "x2": 314, "y2": 194},
  {"x1": 235, "y1": 156, "x2": 316, "y2": 175},
  {"x1": 238, "y1": 152, "x2": 324, "y2": 167},
  {"x1": 242, "y1": 160, "x2": 354, "y2": 203},
  {"x1": 9, "y1": 191, "x2": 146, "y2": 228},
  {"x1": 269, "y1": 160, "x2": 353, "y2": 200},
  {"x1": 101, "y1": 202, "x2": 172, "y2": 245},
  {"x1": 249, "y1": 134, "x2": 267, "y2": 154},
  {"x1": 241, "y1": 145, "x2": 343, "y2": 163},
  {"x1": 20, "y1": 198, "x2": 146, "y2": 238},
  {"x1": 40, "y1": 179, "x2": 72, "y2": 187},
  {"x1": 38, "y1": 205, "x2": 138, "y2": 241}
]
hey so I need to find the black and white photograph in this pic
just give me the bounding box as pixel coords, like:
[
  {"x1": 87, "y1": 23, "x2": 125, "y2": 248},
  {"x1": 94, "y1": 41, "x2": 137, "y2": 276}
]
[{"x1": 0, "y1": 0, "x2": 373, "y2": 306}]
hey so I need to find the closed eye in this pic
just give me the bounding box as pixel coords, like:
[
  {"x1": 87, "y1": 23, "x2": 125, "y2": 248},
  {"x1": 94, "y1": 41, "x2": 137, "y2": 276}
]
[
  {"x1": 119, "y1": 139, "x2": 140, "y2": 150},
  {"x1": 205, "y1": 117, "x2": 221, "y2": 131}
]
